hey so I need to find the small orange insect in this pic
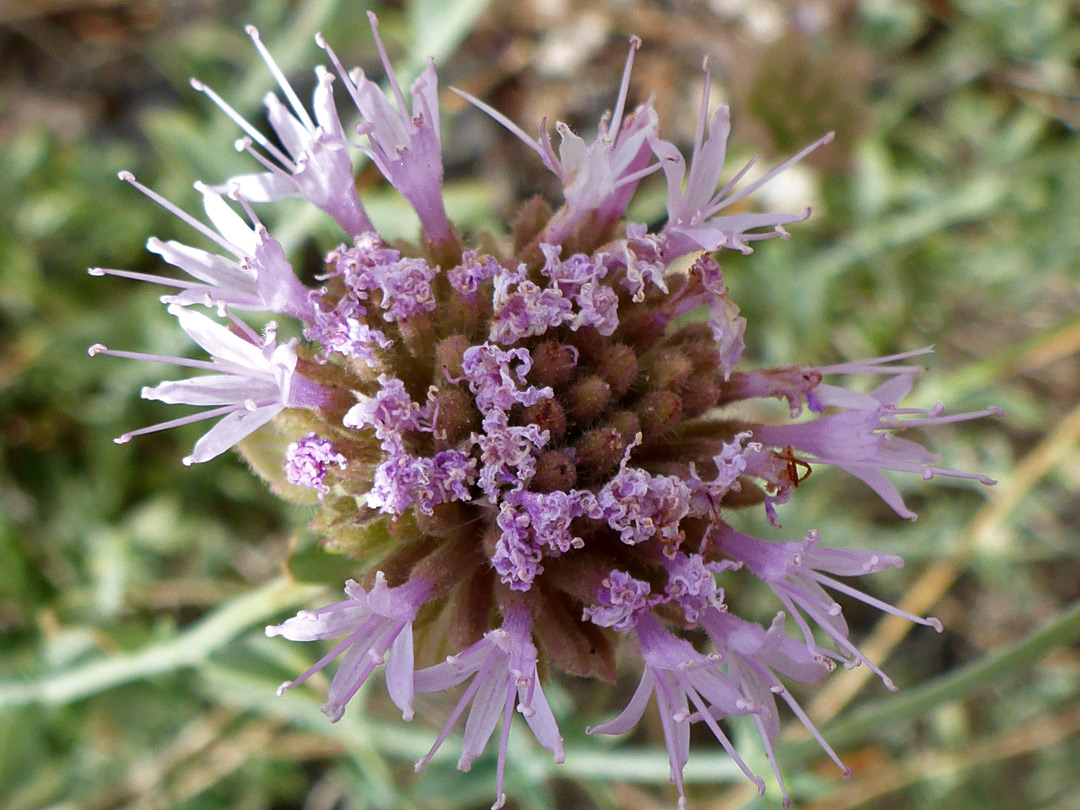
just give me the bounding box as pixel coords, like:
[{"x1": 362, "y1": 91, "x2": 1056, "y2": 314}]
[{"x1": 774, "y1": 445, "x2": 813, "y2": 487}]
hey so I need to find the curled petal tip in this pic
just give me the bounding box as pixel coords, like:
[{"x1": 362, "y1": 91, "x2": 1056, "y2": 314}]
[{"x1": 321, "y1": 703, "x2": 346, "y2": 723}]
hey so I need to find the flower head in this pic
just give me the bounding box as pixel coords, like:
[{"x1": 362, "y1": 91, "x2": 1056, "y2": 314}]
[{"x1": 93, "y1": 23, "x2": 1001, "y2": 808}]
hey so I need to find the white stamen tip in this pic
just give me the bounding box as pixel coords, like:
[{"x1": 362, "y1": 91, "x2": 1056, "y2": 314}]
[
  {"x1": 245, "y1": 24, "x2": 260, "y2": 39},
  {"x1": 928, "y1": 616, "x2": 944, "y2": 633},
  {"x1": 182, "y1": 455, "x2": 195, "y2": 466},
  {"x1": 234, "y1": 137, "x2": 249, "y2": 152},
  {"x1": 189, "y1": 77, "x2": 205, "y2": 91},
  {"x1": 367, "y1": 10, "x2": 378, "y2": 27},
  {"x1": 989, "y1": 405, "x2": 1005, "y2": 416},
  {"x1": 88, "y1": 267, "x2": 105, "y2": 276},
  {"x1": 265, "y1": 625, "x2": 279, "y2": 637},
  {"x1": 114, "y1": 434, "x2": 132, "y2": 445},
  {"x1": 314, "y1": 32, "x2": 327, "y2": 48},
  {"x1": 629, "y1": 35, "x2": 642, "y2": 48},
  {"x1": 276, "y1": 680, "x2": 293, "y2": 696},
  {"x1": 118, "y1": 170, "x2": 135, "y2": 182},
  {"x1": 88, "y1": 343, "x2": 105, "y2": 356}
]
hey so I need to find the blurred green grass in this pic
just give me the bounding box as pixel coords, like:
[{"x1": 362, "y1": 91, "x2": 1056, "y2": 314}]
[{"x1": 1, "y1": 1, "x2": 1078, "y2": 809}]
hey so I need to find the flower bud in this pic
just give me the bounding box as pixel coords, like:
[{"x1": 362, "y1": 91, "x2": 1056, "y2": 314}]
[
  {"x1": 530, "y1": 340, "x2": 578, "y2": 388},
  {"x1": 532, "y1": 449, "x2": 578, "y2": 492},
  {"x1": 598, "y1": 344, "x2": 638, "y2": 397},
  {"x1": 574, "y1": 427, "x2": 627, "y2": 477},
  {"x1": 642, "y1": 349, "x2": 693, "y2": 392},
  {"x1": 638, "y1": 390, "x2": 683, "y2": 437},
  {"x1": 435, "y1": 335, "x2": 470, "y2": 382},
  {"x1": 565, "y1": 375, "x2": 611, "y2": 423},
  {"x1": 522, "y1": 398, "x2": 567, "y2": 439}
]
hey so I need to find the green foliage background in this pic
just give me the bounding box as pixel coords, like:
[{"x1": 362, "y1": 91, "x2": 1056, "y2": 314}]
[{"x1": 1, "y1": 1, "x2": 1078, "y2": 809}]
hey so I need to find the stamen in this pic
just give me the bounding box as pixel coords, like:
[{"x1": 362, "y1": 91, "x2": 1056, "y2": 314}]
[
  {"x1": 190, "y1": 78, "x2": 295, "y2": 169},
  {"x1": 366, "y1": 12, "x2": 410, "y2": 123},
  {"x1": 609, "y1": 36, "x2": 642, "y2": 138},
  {"x1": 245, "y1": 25, "x2": 316, "y2": 131},
  {"x1": 118, "y1": 172, "x2": 246, "y2": 259},
  {"x1": 450, "y1": 87, "x2": 543, "y2": 158},
  {"x1": 709, "y1": 131, "x2": 835, "y2": 215}
]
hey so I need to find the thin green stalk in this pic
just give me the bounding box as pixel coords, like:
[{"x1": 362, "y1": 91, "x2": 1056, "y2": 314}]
[{"x1": 0, "y1": 578, "x2": 325, "y2": 711}]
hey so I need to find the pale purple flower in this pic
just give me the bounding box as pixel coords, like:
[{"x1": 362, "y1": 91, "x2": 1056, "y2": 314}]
[
  {"x1": 448, "y1": 250, "x2": 502, "y2": 296},
  {"x1": 192, "y1": 27, "x2": 372, "y2": 236},
  {"x1": 473, "y1": 409, "x2": 550, "y2": 501},
  {"x1": 700, "y1": 609, "x2": 845, "y2": 808},
  {"x1": 454, "y1": 38, "x2": 662, "y2": 244},
  {"x1": 725, "y1": 347, "x2": 937, "y2": 416},
  {"x1": 751, "y1": 373, "x2": 1000, "y2": 518},
  {"x1": 582, "y1": 569, "x2": 658, "y2": 632},
  {"x1": 90, "y1": 304, "x2": 327, "y2": 464},
  {"x1": 267, "y1": 572, "x2": 431, "y2": 721},
  {"x1": 343, "y1": 374, "x2": 432, "y2": 443},
  {"x1": 689, "y1": 431, "x2": 758, "y2": 517},
  {"x1": 649, "y1": 59, "x2": 833, "y2": 259},
  {"x1": 285, "y1": 433, "x2": 347, "y2": 497},
  {"x1": 598, "y1": 441, "x2": 692, "y2": 548},
  {"x1": 414, "y1": 609, "x2": 564, "y2": 810},
  {"x1": 587, "y1": 611, "x2": 764, "y2": 807},
  {"x1": 712, "y1": 526, "x2": 943, "y2": 689},
  {"x1": 458, "y1": 344, "x2": 553, "y2": 413},
  {"x1": 304, "y1": 291, "x2": 393, "y2": 364},
  {"x1": 538, "y1": 244, "x2": 620, "y2": 334},
  {"x1": 494, "y1": 489, "x2": 601, "y2": 590},
  {"x1": 662, "y1": 552, "x2": 730, "y2": 623},
  {"x1": 92, "y1": 174, "x2": 313, "y2": 321},
  {"x1": 319, "y1": 13, "x2": 452, "y2": 245},
  {"x1": 489, "y1": 263, "x2": 574, "y2": 344}
]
